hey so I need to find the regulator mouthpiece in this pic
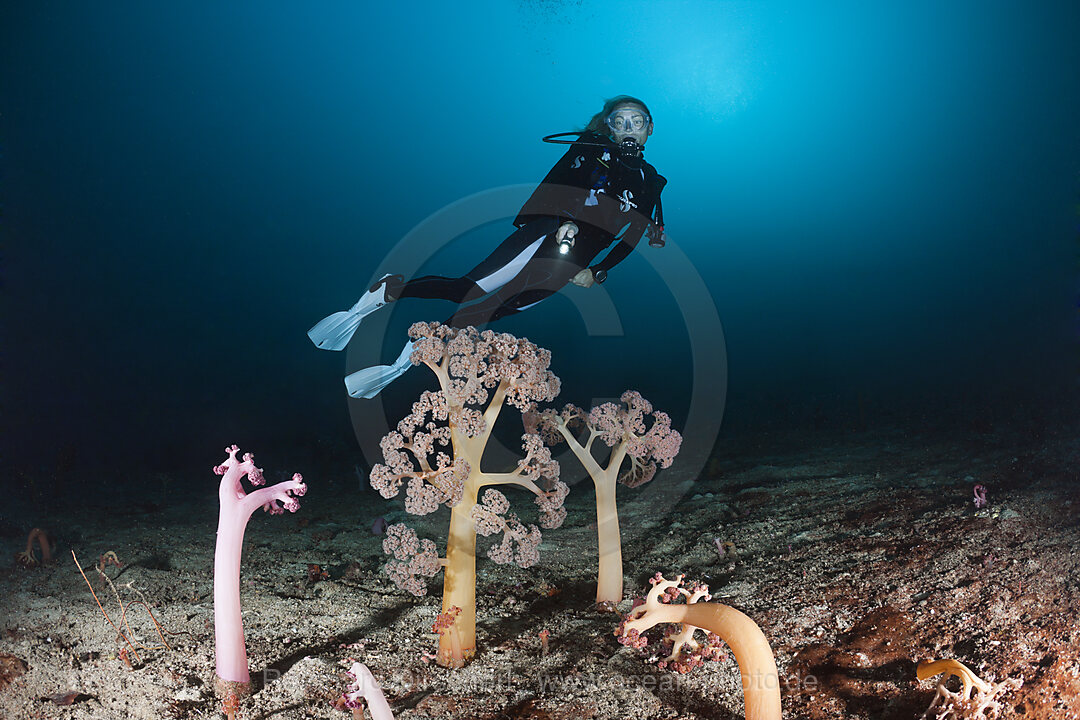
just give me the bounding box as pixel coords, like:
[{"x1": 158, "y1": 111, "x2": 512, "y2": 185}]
[{"x1": 618, "y1": 137, "x2": 642, "y2": 158}]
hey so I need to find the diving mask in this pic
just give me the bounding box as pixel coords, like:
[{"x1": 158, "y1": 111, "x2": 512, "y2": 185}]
[
  {"x1": 606, "y1": 108, "x2": 651, "y2": 155},
  {"x1": 605, "y1": 111, "x2": 650, "y2": 133}
]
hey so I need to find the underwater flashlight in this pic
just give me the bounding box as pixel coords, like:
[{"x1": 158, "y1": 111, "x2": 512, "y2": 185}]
[{"x1": 557, "y1": 222, "x2": 577, "y2": 255}]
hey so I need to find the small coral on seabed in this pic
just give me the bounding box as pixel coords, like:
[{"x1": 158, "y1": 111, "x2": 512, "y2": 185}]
[
  {"x1": 972, "y1": 484, "x2": 988, "y2": 509},
  {"x1": 916, "y1": 658, "x2": 1022, "y2": 719},
  {"x1": 339, "y1": 661, "x2": 395, "y2": 720},
  {"x1": 15, "y1": 528, "x2": 52, "y2": 568},
  {"x1": 617, "y1": 573, "x2": 781, "y2": 720}
]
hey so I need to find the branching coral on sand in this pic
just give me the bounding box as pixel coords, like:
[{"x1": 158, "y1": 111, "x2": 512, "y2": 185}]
[
  {"x1": 916, "y1": 658, "x2": 1021, "y2": 719},
  {"x1": 339, "y1": 661, "x2": 395, "y2": 720},
  {"x1": 370, "y1": 322, "x2": 568, "y2": 668},
  {"x1": 617, "y1": 573, "x2": 780, "y2": 720},
  {"x1": 537, "y1": 391, "x2": 682, "y2": 607},
  {"x1": 15, "y1": 528, "x2": 52, "y2": 568},
  {"x1": 212, "y1": 445, "x2": 306, "y2": 696}
]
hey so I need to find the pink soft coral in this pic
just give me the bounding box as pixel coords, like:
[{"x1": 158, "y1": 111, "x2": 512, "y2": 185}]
[{"x1": 212, "y1": 445, "x2": 306, "y2": 696}]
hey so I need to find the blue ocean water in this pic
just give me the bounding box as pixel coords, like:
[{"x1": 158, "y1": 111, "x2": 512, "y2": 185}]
[{"x1": 1, "y1": 1, "x2": 1078, "y2": 492}]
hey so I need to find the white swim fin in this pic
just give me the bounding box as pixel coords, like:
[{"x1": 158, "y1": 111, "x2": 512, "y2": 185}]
[
  {"x1": 307, "y1": 274, "x2": 402, "y2": 351},
  {"x1": 344, "y1": 339, "x2": 416, "y2": 399}
]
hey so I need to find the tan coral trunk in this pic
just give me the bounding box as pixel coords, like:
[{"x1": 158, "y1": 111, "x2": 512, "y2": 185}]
[
  {"x1": 625, "y1": 601, "x2": 781, "y2": 720},
  {"x1": 593, "y1": 468, "x2": 624, "y2": 606},
  {"x1": 436, "y1": 482, "x2": 479, "y2": 668}
]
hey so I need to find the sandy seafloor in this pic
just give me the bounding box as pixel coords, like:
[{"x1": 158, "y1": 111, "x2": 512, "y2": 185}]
[{"x1": 1, "y1": 418, "x2": 1078, "y2": 720}]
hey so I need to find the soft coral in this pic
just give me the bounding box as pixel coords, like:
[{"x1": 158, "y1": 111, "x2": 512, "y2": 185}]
[
  {"x1": 618, "y1": 573, "x2": 781, "y2": 720},
  {"x1": 539, "y1": 391, "x2": 682, "y2": 607},
  {"x1": 212, "y1": 445, "x2": 306, "y2": 696},
  {"x1": 14, "y1": 527, "x2": 52, "y2": 568},
  {"x1": 369, "y1": 322, "x2": 567, "y2": 668}
]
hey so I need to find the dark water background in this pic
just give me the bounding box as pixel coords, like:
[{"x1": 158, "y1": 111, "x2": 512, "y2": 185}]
[{"x1": 2, "y1": 2, "x2": 1078, "y2": 505}]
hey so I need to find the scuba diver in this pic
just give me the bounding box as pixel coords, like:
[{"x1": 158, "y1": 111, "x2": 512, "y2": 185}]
[{"x1": 308, "y1": 95, "x2": 668, "y2": 398}]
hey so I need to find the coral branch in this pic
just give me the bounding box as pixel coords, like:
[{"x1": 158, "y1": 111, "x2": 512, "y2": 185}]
[
  {"x1": 369, "y1": 390, "x2": 468, "y2": 515},
  {"x1": 382, "y1": 524, "x2": 443, "y2": 596},
  {"x1": 471, "y1": 489, "x2": 542, "y2": 567},
  {"x1": 540, "y1": 392, "x2": 683, "y2": 606},
  {"x1": 618, "y1": 574, "x2": 781, "y2": 720},
  {"x1": 340, "y1": 662, "x2": 395, "y2": 720},
  {"x1": 73, "y1": 550, "x2": 142, "y2": 665},
  {"x1": 916, "y1": 658, "x2": 1021, "y2": 719},
  {"x1": 371, "y1": 323, "x2": 565, "y2": 668},
  {"x1": 213, "y1": 445, "x2": 306, "y2": 695},
  {"x1": 15, "y1": 528, "x2": 52, "y2": 568}
]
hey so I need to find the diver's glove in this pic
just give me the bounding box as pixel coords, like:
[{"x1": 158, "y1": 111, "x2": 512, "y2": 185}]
[
  {"x1": 645, "y1": 223, "x2": 667, "y2": 248},
  {"x1": 569, "y1": 268, "x2": 595, "y2": 287}
]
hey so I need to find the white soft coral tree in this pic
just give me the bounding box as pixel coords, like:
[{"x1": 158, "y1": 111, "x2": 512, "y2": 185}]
[
  {"x1": 538, "y1": 390, "x2": 682, "y2": 608},
  {"x1": 369, "y1": 322, "x2": 568, "y2": 668}
]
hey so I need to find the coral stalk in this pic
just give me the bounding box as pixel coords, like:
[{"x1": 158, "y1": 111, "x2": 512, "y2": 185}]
[
  {"x1": 370, "y1": 323, "x2": 566, "y2": 668},
  {"x1": 542, "y1": 393, "x2": 681, "y2": 607},
  {"x1": 341, "y1": 662, "x2": 395, "y2": 720},
  {"x1": 212, "y1": 445, "x2": 306, "y2": 694},
  {"x1": 619, "y1": 574, "x2": 780, "y2": 720},
  {"x1": 439, "y1": 488, "x2": 480, "y2": 667},
  {"x1": 15, "y1": 527, "x2": 52, "y2": 567},
  {"x1": 591, "y1": 447, "x2": 626, "y2": 606}
]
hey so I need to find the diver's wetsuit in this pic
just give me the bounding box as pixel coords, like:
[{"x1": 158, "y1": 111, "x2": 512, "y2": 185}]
[{"x1": 395, "y1": 132, "x2": 667, "y2": 328}]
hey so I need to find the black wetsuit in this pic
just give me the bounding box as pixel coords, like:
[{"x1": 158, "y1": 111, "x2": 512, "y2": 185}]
[{"x1": 395, "y1": 132, "x2": 667, "y2": 327}]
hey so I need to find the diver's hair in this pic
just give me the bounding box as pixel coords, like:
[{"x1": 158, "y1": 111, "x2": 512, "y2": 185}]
[{"x1": 583, "y1": 95, "x2": 652, "y2": 137}]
